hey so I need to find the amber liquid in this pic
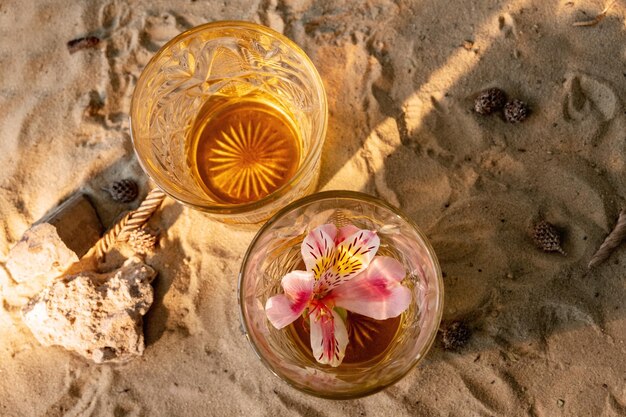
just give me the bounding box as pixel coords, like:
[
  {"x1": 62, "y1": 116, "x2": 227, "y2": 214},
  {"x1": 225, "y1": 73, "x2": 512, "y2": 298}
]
[
  {"x1": 189, "y1": 95, "x2": 301, "y2": 204},
  {"x1": 290, "y1": 312, "x2": 402, "y2": 365}
]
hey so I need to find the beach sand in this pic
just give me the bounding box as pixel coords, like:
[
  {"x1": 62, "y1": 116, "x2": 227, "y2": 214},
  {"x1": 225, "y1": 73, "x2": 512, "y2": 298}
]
[{"x1": 1, "y1": 0, "x2": 625, "y2": 415}]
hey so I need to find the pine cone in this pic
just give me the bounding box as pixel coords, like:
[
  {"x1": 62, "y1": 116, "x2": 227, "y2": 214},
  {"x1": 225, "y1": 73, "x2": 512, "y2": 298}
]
[
  {"x1": 503, "y1": 99, "x2": 530, "y2": 123},
  {"x1": 127, "y1": 228, "x2": 158, "y2": 254},
  {"x1": 474, "y1": 88, "x2": 507, "y2": 115},
  {"x1": 532, "y1": 221, "x2": 565, "y2": 255},
  {"x1": 441, "y1": 321, "x2": 472, "y2": 351},
  {"x1": 106, "y1": 179, "x2": 139, "y2": 203}
]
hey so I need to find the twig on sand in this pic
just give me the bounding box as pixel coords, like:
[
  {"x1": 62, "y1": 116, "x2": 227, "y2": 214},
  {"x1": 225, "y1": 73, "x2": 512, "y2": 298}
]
[
  {"x1": 573, "y1": 1, "x2": 615, "y2": 27},
  {"x1": 67, "y1": 36, "x2": 101, "y2": 53},
  {"x1": 588, "y1": 209, "x2": 626, "y2": 268}
]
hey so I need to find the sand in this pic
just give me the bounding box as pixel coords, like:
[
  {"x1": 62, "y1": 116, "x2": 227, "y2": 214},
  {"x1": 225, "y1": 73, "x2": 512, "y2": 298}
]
[{"x1": 1, "y1": 0, "x2": 626, "y2": 415}]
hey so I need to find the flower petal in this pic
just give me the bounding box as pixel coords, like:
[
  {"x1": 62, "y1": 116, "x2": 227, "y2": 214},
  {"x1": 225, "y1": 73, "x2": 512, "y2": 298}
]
[
  {"x1": 309, "y1": 302, "x2": 349, "y2": 367},
  {"x1": 265, "y1": 270, "x2": 314, "y2": 329},
  {"x1": 316, "y1": 229, "x2": 380, "y2": 293},
  {"x1": 331, "y1": 256, "x2": 411, "y2": 320},
  {"x1": 301, "y1": 224, "x2": 338, "y2": 279},
  {"x1": 335, "y1": 225, "x2": 360, "y2": 245}
]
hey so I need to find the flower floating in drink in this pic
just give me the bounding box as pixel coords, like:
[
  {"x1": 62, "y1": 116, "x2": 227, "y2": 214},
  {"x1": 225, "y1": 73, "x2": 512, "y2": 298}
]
[{"x1": 265, "y1": 223, "x2": 411, "y2": 367}]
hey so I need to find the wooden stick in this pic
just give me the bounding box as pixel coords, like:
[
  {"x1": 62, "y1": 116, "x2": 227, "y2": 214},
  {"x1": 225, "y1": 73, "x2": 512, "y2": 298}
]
[
  {"x1": 588, "y1": 209, "x2": 626, "y2": 268},
  {"x1": 573, "y1": 1, "x2": 615, "y2": 27}
]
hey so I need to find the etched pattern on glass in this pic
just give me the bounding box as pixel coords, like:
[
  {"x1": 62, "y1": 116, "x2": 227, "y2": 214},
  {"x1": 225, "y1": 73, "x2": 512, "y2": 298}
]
[
  {"x1": 132, "y1": 26, "x2": 325, "y2": 221},
  {"x1": 240, "y1": 195, "x2": 443, "y2": 397}
]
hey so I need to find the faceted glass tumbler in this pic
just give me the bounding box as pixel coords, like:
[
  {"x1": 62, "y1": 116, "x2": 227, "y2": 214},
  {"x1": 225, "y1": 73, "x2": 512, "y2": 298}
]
[
  {"x1": 238, "y1": 191, "x2": 444, "y2": 398},
  {"x1": 130, "y1": 21, "x2": 327, "y2": 223}
]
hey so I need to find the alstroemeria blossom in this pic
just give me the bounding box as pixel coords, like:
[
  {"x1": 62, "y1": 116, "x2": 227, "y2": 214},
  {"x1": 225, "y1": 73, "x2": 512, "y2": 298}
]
[{"x1": 265, "y1": 223, "x2": 411, "y2": 367}]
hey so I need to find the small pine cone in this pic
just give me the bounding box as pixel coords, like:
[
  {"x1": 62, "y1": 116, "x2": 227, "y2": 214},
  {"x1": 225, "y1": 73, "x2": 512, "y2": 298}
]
[
  {"x1": 128, "y1": 228, "x2": 158, "y2": 254},
  {"x1": 441, "y1": 321, "x2": 472, "y2": 351},
  {"x1": 474, "y1": 88, "x2": 507, "y2": 115},
  {"x1": 503, "y1": 99, "x2": 530, "y2": 123},
  {"x1": 107, "y1": 179, "x2": 139, "y2": 203},
  {"x1": 532, "y1": 221, "x2": 565, "y2": 255}
]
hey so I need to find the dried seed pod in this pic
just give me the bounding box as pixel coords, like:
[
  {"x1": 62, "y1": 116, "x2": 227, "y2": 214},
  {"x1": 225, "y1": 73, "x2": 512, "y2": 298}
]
[
  {"x1": 442, "y1": 321, "x2": 472, "y2": 351},
  {"x1": 533, "y1": 220, "x2": 565, "y2": 255},
  {"x1": 127, "y1": 228, "x2": 158, "y2": 254},
  {"x1": 503, "y1": 99, "x2": 530, "y2": 123},
  {"x1": 474, "y1": 88, "x2": 507, "y2": 115},
  {"x1": 106, "y1": 179, "x2": 139, "y2": 203}
]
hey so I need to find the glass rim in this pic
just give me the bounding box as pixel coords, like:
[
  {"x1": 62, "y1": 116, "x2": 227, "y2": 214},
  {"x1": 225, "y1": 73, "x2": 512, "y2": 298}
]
[
  {"x1": 237, "y1": 190, "x2": 445, "y2": 399},
  {"x1": 129, "y1": 20, "x2": 328, "y2": 215}
]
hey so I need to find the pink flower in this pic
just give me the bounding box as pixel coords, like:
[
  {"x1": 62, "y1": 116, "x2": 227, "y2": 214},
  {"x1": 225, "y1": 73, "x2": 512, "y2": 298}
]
[{"x1": 265, "y1": 224, "x2": 411, "y2": 367}]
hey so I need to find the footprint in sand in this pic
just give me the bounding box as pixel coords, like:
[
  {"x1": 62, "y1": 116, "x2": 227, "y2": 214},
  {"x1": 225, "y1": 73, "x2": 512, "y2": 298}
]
[
  {"x1": 142, "y1": 13, "x2": 183, "y2": 52},
  {"x1": 536, "y1": 301, "x2": 602, "y2": 352},
  {"x1": 427, "y1": 196, "x2": 526, "y2": 317},
  {"x1": 498, "y1": 13, "x2": 517, "y2": 39},
  {"x1": 45, "y1": 364, "x2": 142, "y2": 417},
  {"x1": 562, "y1": 73, "x2": 620, "y2": 145},
  {"x1": 563, "y1": 73, "x2": 618, "y2": 122},
  {"x1": 259, "y1": 0, "x2": 286, "y2": 34},
  {"x1": 100, "y1": 0, "x2": 132, "y2": 33},
  {"x1": 456, "y1": 366, "x2": 528, "y2": 415},
  {"x1": 403, "y1": 93, "x2": 486, "y2": 166},
  {"x1": 607, "y1": 391, "x2": 626, "y2": 416},
  {"x1": 93, "y1": 1, "x2": 140, "y2": 126}
]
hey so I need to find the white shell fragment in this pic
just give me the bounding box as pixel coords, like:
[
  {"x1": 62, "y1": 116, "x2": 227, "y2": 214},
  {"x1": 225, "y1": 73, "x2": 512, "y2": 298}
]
[{"x1": 22, "y1": 258, "x2": 157, "y2": 363}]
